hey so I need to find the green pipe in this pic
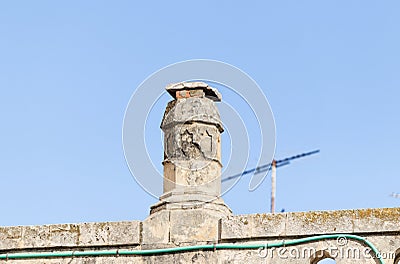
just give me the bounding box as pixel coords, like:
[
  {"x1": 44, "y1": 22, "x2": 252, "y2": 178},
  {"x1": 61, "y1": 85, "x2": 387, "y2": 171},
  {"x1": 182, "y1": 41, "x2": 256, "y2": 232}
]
[{"x1": 0, "y1": 234, "x2": 383, "y2": 263}]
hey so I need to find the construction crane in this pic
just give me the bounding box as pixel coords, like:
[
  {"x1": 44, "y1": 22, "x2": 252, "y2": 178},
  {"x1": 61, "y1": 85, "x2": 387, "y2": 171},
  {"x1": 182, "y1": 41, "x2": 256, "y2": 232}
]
[{"x1": 222, "y1": 149, "x2": 320, "y2": 213}]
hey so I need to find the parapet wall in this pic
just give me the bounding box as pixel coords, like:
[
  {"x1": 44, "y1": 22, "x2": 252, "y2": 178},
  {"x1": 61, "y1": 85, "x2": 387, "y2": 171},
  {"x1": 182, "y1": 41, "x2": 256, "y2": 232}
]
[{"x1": 1, "y1": 207, "x2": 399, "y2": 263}]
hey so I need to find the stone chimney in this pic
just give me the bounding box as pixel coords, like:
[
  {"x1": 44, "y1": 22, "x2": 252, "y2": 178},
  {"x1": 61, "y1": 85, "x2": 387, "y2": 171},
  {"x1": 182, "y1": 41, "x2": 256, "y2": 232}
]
[
  {"x1": 143, "y1": 82, "x2": 231, "y2": 245},
  {"x1": 161, "y1": 82, "x2": 223, "y2": 199}
]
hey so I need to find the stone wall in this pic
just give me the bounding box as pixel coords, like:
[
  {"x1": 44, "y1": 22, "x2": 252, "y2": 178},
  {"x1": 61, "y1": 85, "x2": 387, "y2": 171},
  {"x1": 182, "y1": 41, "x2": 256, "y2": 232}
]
[
  {"x1": 1, "y1": 207, "x2": 399, "y2": 263},
  {"x1": 2, "y1": 82, "x2": 398, "y2": 263}
]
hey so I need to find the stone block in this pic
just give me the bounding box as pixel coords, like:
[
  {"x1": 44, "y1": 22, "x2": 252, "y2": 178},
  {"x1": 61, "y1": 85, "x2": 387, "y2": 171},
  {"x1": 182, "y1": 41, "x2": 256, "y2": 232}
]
[
  {"x1": 0, "y1": 225, "x2": 22, "y2": 250},
  {"x1": 107, "y1": 221, "x2": 141, "y2": 244},
  {"x1": 79, "y1": 221, "x2": 141, "y2": 246},
  {"x1": 285, "y1": 210, "x2": 354, "y2": 236},
  {"x1": 142, "y1": 210, "x2": 170, "y2": 245},
  {"x1": 21, "y1": 225, "x2": 51, "y2": 248},
  {"x1": 169, "y1": 209, "x2": 221, "y2": 243},
  {"x1": 161, "y1": 97, "x2": 223, "y2": 132},
  {"x1": 48, "y1": 223, "x2": 80, "y2": 246},
  {"x1": 221, "y1": 213, "x2": 286, "y2": 240},
  {"x1": 352, "y1": 207, "x2": 400, "y2": 233},
  {"x1": 163, "y1": 160, "x2": 221, "y2": 196}
]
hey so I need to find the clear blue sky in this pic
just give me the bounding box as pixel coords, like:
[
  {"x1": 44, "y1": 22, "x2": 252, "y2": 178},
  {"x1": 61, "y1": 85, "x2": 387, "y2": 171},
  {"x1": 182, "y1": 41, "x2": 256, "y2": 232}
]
[{"x1": 1, "y1": 1, "x2": 399, "y2": 226}]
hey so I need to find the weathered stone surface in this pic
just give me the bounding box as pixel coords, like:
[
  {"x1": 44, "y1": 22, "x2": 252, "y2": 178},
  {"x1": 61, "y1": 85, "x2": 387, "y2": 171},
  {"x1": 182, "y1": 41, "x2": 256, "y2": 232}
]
[
  {"x1": 0, "y1": 225, "x2": 22, "y2": 249},
  {"x1": 285, "y1": 210, "x2": 354, "y2": 236},
  {"x1": 151, "y1": 81, "x2": 231, "y2": 245},
  {"x1": 162, "y1": 160, "x2": 222, "y2": 195},
  {"x1": 161, "y1": 97, "x2": 223, "y2": 132},
  {"x1": 79, "y1": 221, "x2": 141, "y2": 246},
  {"x1": 169, "y1": 209, "x2": 222, "y2": 243},
  {"x1": 159, "y1": 82, "x2": 224, "y2": 199},
  {"x1": 166, "y1": 81, "x2": 222, "y2": 101},
  {"x1": 1, "y1": 208, "x2": 400, "y2": 263},
  {"x1": 22, "y1": 225, "x2": 51, "y2": 248},
  {"x1": 142, "y1": 210, "x2": 170, "y2": 245},
  {"x1": 159, "y1": 82, "x2": 225, "y2": 202},
  {"x1": 163, "y1": 124, "x2": 221, "y2": 162},
  {"x1": 221, "y1": 213, "x2": 286, "y2": 240},
  {"x1": 0, "y1": 221, "x2": 140, "y2": 250},
  {"x1": 352, "y1": 207, "x2": 400, "y2": 233},
  {"x1": 221, "y1": 208, "x2": 400, "y2": 240},
  {"x1": 48, "y1": 223, "x2": 80, "y2": 246},
  {"x1": 0, "y1": 255, "x2": 144, "y2": 264},
  {"x1": 150, "y1": 192, "x2": 232, "y2": 216}
]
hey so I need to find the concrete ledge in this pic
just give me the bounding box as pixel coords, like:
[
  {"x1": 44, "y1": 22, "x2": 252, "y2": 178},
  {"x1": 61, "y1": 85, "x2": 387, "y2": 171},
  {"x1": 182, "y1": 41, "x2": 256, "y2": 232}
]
[
  {"x1": 0, "y1": 221, "x2": 141, "y2": 250},
  {"x1": 221, "y1": 207, "x2": 400, "y2": 240}
]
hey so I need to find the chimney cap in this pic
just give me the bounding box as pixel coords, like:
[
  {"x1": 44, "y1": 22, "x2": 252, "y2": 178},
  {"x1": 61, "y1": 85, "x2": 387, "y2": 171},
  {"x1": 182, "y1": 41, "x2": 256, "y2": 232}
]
[{"x1": 166, "y1": 82, "x2": 222, "y2": 102}]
